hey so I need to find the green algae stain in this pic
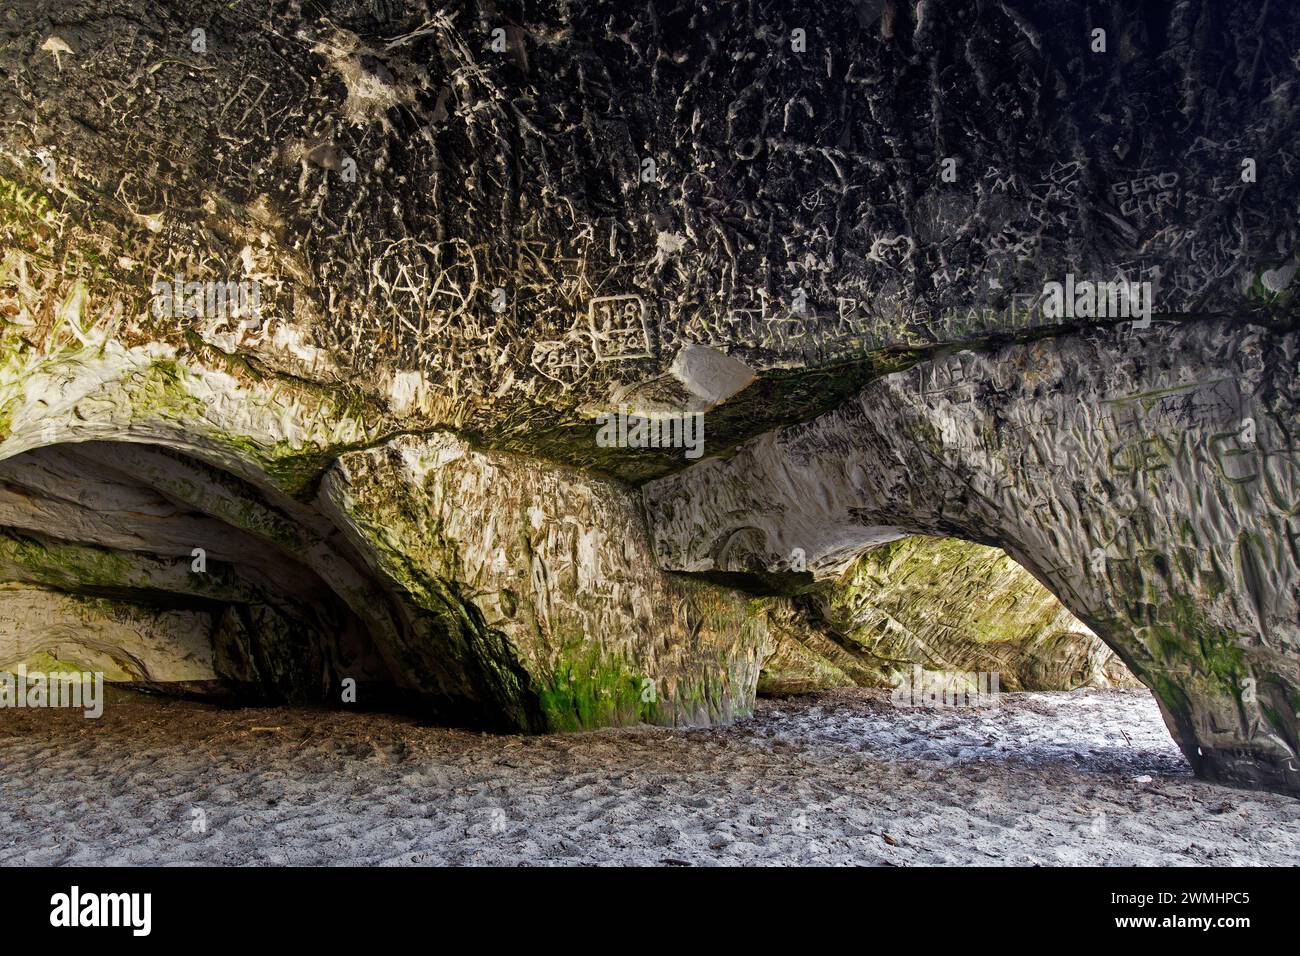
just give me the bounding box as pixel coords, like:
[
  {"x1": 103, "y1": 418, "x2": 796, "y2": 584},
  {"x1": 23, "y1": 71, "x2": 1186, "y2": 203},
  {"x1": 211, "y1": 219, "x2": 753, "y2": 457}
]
[
  {"x1": 534, "y1": 643, "x2": 650, "y2": 732},
  {"x1": 127, "y1": 359, "x2": 206, "y2": 421},
  {"x1": 0, "y1": 533, "x2": 134, "y2": 589}
]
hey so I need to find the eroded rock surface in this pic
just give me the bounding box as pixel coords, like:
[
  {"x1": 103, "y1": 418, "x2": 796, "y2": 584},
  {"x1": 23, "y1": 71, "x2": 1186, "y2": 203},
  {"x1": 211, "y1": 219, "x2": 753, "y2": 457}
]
[
  {"x1": 1, "y1": 0, "x2": 1296, "y2": 480},
  {"x1": 0, "y1": 0, "x2": 1297, "y2": 796},
  {"x1": 760, "y1": 536, "x2": 1137, "y2": 695},
  {"x1": 646, "y1": 319, "x2": 1300, "y2": 793},
  {"x1": 323, "y1": 433, "x2": 771, "y2": 731}
]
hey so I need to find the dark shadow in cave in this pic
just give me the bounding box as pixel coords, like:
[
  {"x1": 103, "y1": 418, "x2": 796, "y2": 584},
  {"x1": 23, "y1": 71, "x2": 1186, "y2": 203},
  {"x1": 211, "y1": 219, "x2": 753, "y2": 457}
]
[{"x1": 0, "y1": 440, "x2": 441, "y2": 717}]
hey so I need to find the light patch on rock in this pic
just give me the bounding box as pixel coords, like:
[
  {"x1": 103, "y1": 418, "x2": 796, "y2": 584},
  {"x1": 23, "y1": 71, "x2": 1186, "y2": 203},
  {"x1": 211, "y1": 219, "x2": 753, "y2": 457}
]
[
  {"x1": 527, "y1": 504, "x2": 545, "y2": 530},
  {"x1": 310, "y1": 28, "x2": 416, "y2": 131},
  {"x1": 262, "y1": 321, "x2": 341, "y2": 379},
  {"x1": 40, "y1": 35, "x2": 73, "y2": 70},
  {"x1": 387, "y1": 369, "x2": 430, "y2": 416},
  {"x1": 1261, "y1": 260, "x2": 1297, "y2": 293},
  {"x1": 669, "y1": 344, "x2": 756, "y2": 407},
  {"x1": 652, "y1": 230, "x2": 688, "y2": 268}
]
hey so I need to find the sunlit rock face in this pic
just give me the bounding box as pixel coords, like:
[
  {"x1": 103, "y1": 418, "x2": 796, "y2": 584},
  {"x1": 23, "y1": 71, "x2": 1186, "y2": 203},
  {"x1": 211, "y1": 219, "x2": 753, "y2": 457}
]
[
  {"x1": 0, "y1": 0, "x2": 1297, "y2": 795},
  {"x1": 759, "y1": 536, "x2": 1138, "y2": 696},
  {"x1": 0, "y1": 585, "x2": 220, "y2": 684}
]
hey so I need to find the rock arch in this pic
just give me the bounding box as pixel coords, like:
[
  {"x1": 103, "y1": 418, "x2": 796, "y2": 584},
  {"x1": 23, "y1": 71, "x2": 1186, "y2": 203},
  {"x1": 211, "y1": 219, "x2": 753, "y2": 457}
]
[
  {"x1": 644, "y1": 318, "x2": 1300, "y2": 794},
  {"x1": 0, "y1": 349, "x2": 774, "y2": 732},
  {"x1": 0, "y1": 435, "x2": 546, "y2": 727}
]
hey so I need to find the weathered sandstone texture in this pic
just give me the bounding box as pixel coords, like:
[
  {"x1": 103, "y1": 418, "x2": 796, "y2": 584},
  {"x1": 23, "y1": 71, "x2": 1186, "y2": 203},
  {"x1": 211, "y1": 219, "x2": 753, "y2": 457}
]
[
  {"x1": 0, "y1": 0, "x2": 1297, "y2": 794},
  {"x1": 646, "y1": 320, "x2": 1300, "y2": 793},
  {"x1": 759, "y1": 536, "x2": 1137, "y2": 695}
]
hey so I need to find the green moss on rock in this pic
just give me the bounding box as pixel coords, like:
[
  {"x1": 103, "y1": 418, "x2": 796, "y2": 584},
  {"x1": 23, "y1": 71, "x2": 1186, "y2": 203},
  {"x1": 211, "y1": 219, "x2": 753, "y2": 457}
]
[{"x1": 536, "y1": 643, "x2": 653, "y2": 731}]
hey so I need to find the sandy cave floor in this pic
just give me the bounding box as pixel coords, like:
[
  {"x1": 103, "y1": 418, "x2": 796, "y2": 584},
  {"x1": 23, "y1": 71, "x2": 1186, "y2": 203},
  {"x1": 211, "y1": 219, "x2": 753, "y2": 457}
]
[{"x1": 1, "y1": 688, "x2": 1297, "y2": 866}]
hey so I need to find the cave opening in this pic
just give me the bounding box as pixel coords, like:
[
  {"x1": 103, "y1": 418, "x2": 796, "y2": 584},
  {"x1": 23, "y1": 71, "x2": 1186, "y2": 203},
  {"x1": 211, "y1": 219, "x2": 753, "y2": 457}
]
[
  {"x1": 759, "y1": 534, "x2": 1139, "y2": 697},
  {"x1": 755, "y1": 534, "x2": 1162, "y2": 762},
  {"x1": 0, "y1": 440, "x2": 409, "y2": 710}
]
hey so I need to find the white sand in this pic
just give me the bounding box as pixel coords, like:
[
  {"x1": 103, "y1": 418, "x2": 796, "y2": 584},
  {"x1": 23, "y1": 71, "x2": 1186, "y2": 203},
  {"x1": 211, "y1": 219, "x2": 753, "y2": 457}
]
[{"x1": 1, "y1": 688, "x2": 1297, "y2": 865}]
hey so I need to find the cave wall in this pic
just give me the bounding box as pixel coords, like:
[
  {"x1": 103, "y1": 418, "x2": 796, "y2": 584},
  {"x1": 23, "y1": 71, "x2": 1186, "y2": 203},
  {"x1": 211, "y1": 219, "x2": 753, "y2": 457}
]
[
  {"x1": 760, "y1": 535, "x2": 1137, "y2": 695},
  {"x1": 0, "y1": 583, "x2": 218, "y2": 683},
  {"x1": 322, "y1": 432, "x2": 771, "y2": 731}
]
